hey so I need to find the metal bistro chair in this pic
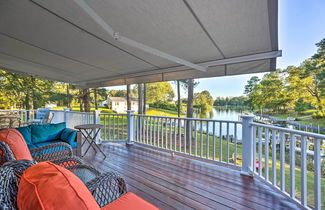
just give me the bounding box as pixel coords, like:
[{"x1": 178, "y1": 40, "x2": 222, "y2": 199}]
[
  {"x1": 28, "y1": 109, "x2": 54, "y2": 125},
  {"x1": 0, "y1": 142, "x2": 127, "y2": 209}
]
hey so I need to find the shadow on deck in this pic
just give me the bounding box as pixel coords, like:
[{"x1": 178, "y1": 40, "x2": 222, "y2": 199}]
[{"x1": 83, "y1": 142, "x2": 303, "y2": 210}]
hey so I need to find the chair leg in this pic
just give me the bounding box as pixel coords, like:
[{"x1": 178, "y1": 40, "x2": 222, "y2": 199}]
[{"x1": 76, "y1": 131, "x2": 82, "y2": 157}]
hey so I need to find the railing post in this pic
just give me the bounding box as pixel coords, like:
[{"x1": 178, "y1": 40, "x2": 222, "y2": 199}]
[
  {"x1": 241, "y1": 115, "x2": 255, "y2": 176},
  {"x1": 63, "y1": 108, "x2": 70, "y2": 124},
  {"x1": 94, "y1": 110, "x2": 101, "y2": 144},
  {"x1": 126, "y1": 110, "x2": 134, "y2": 145}
]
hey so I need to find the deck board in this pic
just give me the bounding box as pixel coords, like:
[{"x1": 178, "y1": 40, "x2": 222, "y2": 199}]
[{"x1": 83, "y1": 142, "x2": 303, "y2": 210}]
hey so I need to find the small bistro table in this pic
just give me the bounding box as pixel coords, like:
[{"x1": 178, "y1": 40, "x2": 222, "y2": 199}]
[{"x1": 74, "y1": 124, "x2": 106, "y2": 158}]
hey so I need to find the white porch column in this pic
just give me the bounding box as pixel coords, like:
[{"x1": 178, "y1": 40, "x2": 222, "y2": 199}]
[
  {"x1": 94, "y1": 110, "x2": 101, "y2": 144},
  {"x1": 241, "y1": 115, "x2": 255, "y2": 176},
  {"x1": 126, "y1": 110, "x2": 134, "y2": 145}
]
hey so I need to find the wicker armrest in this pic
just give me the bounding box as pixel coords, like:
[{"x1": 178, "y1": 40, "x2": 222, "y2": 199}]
[
  {"x1": 50, "y1": 156, "x2": 85, "y2": 168},
  {"x1": 30, "y1": 142, "x2": 73, "y2": 162},
  {"x1": 86, "y1": 171, "x2": 127, "y2": 207},
  {"x1": 0, "y1": 160, "x2": 37, "y2": 209},
  {"x1": 0, "y1": 142, "x2": 16, "y2": 165}
]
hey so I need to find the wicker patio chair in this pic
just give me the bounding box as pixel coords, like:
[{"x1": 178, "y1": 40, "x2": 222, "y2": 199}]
[
  {"x1": 0, "y1": 159, "x2": 127, "y2": 209},
  {"x1": 29, "y1": 142, "x2": 74, "y2": 162},
  {"x1": 0, "y1": 141, "x2": 76, "y2": 165},
  {"x1": 0, "y1": 143, "x2": 127, "y2": 208},
  {"x1": 0, "y1": 159, "x2": 37, "y2": 209},
  {"x1": 0, "y1": 142, "x2": 15, "y2": 166}
]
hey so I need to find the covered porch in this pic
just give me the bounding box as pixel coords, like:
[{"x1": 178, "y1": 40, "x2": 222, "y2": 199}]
[{"x1": 1, "y1": 0, "x2": 324, "y2": 209}]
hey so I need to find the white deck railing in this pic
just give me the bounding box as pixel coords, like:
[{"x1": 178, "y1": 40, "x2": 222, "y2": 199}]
[
  {"x1": 0, "y1": 109, "x2": 37, "y2": 124},
  {"x1": 51, "y1": 110, "x2": 95, "y2": 129},
  {"x1": 132, "y1": 114, "x2": 242, "y2": 168},
  {"x1": 100, "y1": 113, "x2": 128, "y2": 141},
  {"x1": 250, "y1": 122, "x2": 324, "y2": 210}
]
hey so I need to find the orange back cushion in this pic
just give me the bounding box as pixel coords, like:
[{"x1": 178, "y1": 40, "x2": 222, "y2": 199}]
[
  {"x1": 17, "y1": 161, "x2": 100, "y2": 210},
  {"x1": 102, "y1": 192, "x2": 159, "y2": 210},
  {"x1": 0, "y1": 129, "x2": 32, "y2": 160}
]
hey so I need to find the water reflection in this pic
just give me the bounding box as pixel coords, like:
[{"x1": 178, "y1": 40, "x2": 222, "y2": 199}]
[
  {"x1": 194, "y1": 107, "x2": 245, "y2": 121},
  {"x1": 193, "y1": 107, "x2": 247, "y2": 140}
]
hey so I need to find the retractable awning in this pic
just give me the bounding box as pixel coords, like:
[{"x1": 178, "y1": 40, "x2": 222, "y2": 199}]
[{"x1": 0, "y1": 0, "x2": 280, "y2": 88}]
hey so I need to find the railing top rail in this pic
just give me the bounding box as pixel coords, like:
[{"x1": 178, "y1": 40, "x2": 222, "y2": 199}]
[
  {"x1": 66, "y1": 111, "x2": 94, "y2": 114},
  {"x1": 251, "y1": 122, "x2": 325, "y2": 139},
  {"x1": 99, "y1": 113, "x2": 127, "y2": 116},
  {"x1": 134, "y1": 114, "x2": 242, "y2": 124},
  {"x1": 0, "y1": 109, "x2": 38, "y2": 112}
]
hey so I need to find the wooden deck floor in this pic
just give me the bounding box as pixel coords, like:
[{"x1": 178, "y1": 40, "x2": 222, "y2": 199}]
[{"x1": 83, "y1": 142, "x2": 302, "y2": 210}]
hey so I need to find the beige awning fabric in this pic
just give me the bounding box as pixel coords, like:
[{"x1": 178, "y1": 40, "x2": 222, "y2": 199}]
[{"x1": 0, "y1": 0, "x2": 279, "y2": 88}]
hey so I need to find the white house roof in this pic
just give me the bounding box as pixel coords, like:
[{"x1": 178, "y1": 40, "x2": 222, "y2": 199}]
[
  {"x1": 0, "y1": 0, "x2": 280, "y2": 88},
  {"x1": 108, "y1": 97, "x2": 138, "y2": 102}
]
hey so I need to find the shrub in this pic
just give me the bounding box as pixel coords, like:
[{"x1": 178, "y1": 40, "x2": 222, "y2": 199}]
[
  {"x1": 294, "y1": 98, "x2": 312, "y2": 113},
  {"x1": 149, "y1": 102, "x2": 178, "y2": 112},
  {"x1": 312, "y1": 111, "x2": 325, "y2": 119},
  {"x1": 307, "y1": 162, "x2": 314, "y2": 171}
]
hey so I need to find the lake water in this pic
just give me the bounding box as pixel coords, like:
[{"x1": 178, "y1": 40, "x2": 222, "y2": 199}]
[{"x1": 193, "y1": 107, "x2": 247, "y2": 140}]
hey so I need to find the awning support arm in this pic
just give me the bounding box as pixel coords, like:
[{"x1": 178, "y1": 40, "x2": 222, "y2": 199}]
[
  {"x1": 204, "y1": 51, "x2": 282, "y2": 67},
  {"x1": 76, "y1": 50, "x2": 282, "y2": 86}
]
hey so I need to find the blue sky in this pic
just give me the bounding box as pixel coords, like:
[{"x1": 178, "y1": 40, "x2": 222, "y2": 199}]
[{"x1": 108, "y1": 1, "x2": 325, "y2": 99}]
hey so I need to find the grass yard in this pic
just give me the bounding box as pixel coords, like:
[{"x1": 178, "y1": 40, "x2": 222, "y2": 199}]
[
  {"x1": 275, "y1": 110, "x2": 325, "y2": 127},
  {"x1": 146, "y1": 108, "x2": 186, "y2": 117}
]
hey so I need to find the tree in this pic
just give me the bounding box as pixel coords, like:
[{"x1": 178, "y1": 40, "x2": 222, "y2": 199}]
[
  {"x1": 145, "y1": 82, "x2": 175, "y2": 104},
  {"x1": 143, "y1": 83, "x2": 147, "y2": 114},
  {"x1": 285, "y1": 38, "x2": 325, "y2": 116},
  {"x1": 66, "y1": 84, "x2": 71, "y2": 108},
  {"x1": 82, "y1": 88, "x2": 91, "y2": 112},
  {"x1": 187, "y1": 79, "x2": 194, "y2": 118},
  {"x1": 0, "y1": 70, "x2": 55, "y2": 109},
  {"x1": 108, "y1": 89, "x2": 127, "y2": 97},
  {"x1": 177, "y1": 81, "x2": 181, "y2": 117},
  {"x1": 126, "y1": 84, "x2": 131, "y2": 110},
  {"x1": 244, "y1": 76, "x2": 260, "y2": 108},
  {"x1": 93, "y1": 88, "x2": 98, "y2": 110},
  {"x1": 174, "y1": 80, "x2": 197, "y2": 117},
  {"x1": 79, "y1": 89, "x2": 83, "y2": 112},
  {"x1": 138, "y1": 84, "x2": 143, "y2": 114},
  {"x1": 244, "y1": 76, "x2": 260, "y2": 95},
  {"x1": 194, "y1": 90, "x2": 214, "y2": 112},
  {"x1": 247, "y1": 71, "x2": 291, "y2": 112},
  {"x1": 176, "y1": 79, "x2": 199, "y2": 117},
  {"x1": 294, "y1": 98, "x2": 312, "y2": 113},
  {"x1": 304, "y1": 38, "x2": 325, "y2": 114}
]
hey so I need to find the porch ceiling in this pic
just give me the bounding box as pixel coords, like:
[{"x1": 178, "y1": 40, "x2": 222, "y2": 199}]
[{"x1": 0, "y1": 0, "x2": 279, "y2": 87}]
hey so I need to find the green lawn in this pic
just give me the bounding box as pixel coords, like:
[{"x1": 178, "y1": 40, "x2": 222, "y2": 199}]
[
  {"x1": 274, "y1": 110, "x2": 325, "y2": 127},
  {"x1": 146, "y1": 108, "x2": 185, "y2": 117}
]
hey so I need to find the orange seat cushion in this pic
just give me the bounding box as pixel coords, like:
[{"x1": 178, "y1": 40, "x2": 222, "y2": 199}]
[
  {"x1": 102, "y1": 192, "x2": 159, "y2": 210},
  {"x1": 0, "y1": 129, "x2": 32, "y2": 160},
  {"x1": 17, "y1": 161, "x2": 100, "y2": 210}
]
